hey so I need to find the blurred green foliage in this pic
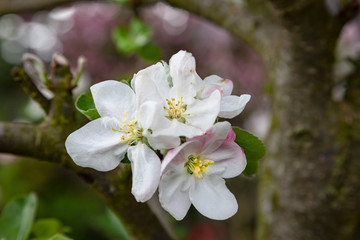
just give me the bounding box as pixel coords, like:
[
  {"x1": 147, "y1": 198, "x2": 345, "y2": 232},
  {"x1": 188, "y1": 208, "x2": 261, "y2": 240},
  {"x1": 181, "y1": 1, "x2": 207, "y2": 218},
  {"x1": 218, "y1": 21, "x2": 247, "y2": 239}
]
[
  {"x1": 31, "y1": 218, "x2": 70, "y2": 239},
  {"x1": 0, "y1": 159, "x2": 128, "y2": 240},
  {"x1": 112, "y1": 17, "x2": 161, "y2": 62},
  {"x1": 0, "y1": 193, "x2": 37, "y2": 240}
]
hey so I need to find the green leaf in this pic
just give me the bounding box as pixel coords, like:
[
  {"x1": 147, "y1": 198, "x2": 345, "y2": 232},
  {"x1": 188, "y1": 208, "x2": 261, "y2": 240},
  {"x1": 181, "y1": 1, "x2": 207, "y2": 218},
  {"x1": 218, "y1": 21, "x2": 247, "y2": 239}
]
[
  {"x1": 75, "y1": 93, "x2": 100, "y2": 120},
  {"x1": 138, "y1": 43, "x2": 162, "y2": 62},
  {"x1": 112, "y1": 17, "x2": 152, "y2": 55},
  {"x1": 243, "y1": 160, "x2": 259, "y2": 176},
  {"x1": 130, "y1": 17, "x2": 151, "y2": 47},
  {"x1": 232, "y1": 127, "x2": 266, "y2": 161},
  {"x1": 0, "y1": 193, "x2": 38, "y2": 240},
  {"x1": 112, "y1": 26, "x2": 137, "y2": 55},
  {"x1": 31, "y1": 218, "x2": 69, "y2": 238}
]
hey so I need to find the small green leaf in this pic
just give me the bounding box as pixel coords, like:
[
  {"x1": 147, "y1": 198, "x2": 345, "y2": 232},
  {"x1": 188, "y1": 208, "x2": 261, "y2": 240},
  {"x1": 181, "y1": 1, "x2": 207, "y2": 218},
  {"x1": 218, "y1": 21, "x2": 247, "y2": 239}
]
[
  {"x1": 31, "y1": 218, "x2": 69, "y2": 238},
  {"x1": 75, "y1": 93, "x2": 100, "y2": 120},
  {"x1": 243, "y1": 160, "x2": 259, "y2": 176},
  {"x1": 138, "y1": 43, "x2": 162, "y2": 62},
  {"x1": 130, "y1": 17, "x2": 151, "y2": 47},
  {"x1": 232, "y1": 127, "x2": 266, "y2": 161},
  {"x1": 112, "y1": 26, "x2": 137, "y2": 55},
  {"x1": 112, "y1": 17, "x2": 152, "y2": 55},
  {"x1": 0, "y1": 192, "x2": 38, "y2": 240}
]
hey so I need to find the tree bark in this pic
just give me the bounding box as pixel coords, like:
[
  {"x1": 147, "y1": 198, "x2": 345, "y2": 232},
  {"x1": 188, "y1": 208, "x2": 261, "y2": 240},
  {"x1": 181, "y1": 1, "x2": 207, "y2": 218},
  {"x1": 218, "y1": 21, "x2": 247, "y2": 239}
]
[{"x1": 257, "y1": 1, "x2": 360, "y2": 240}]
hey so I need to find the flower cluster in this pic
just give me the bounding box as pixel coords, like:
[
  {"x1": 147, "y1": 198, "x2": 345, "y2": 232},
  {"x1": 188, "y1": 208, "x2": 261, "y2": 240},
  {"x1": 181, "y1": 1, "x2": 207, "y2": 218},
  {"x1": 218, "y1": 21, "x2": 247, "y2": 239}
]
[{"x1": 65, "y1": 50, "x2": 251, "y2": 220}]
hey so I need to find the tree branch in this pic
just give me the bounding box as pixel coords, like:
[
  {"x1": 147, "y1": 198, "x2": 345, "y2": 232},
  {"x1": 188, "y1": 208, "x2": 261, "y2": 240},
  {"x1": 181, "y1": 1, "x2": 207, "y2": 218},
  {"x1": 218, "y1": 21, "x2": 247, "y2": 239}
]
[{"x1": 0, "y1": 0, "x2": 87, "y2": 16}]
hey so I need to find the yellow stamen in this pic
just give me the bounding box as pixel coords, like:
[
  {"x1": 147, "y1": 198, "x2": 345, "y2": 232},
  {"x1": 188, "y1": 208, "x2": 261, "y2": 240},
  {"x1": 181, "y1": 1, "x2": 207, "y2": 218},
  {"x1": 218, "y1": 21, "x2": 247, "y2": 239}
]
[
  {"x1": 165, "y1": 97, "x2": 189, "y2": 121},
  {"x1": 111, "y1": 112, "x2": 143, "y2": 146},
  {"x1": 185, "y1": 155, "x2": 214, "y2": 178}
]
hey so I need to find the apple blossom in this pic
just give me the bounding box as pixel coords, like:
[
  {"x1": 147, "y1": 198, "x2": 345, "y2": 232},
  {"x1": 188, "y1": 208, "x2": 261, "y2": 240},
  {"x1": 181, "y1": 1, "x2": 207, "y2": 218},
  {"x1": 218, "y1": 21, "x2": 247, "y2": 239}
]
[
  {"x1": 132, "y1": 51, "x2": 222, "y2": 139},
  {"x1": 65, "y1": 80, "x2": 178, "y2": 202},
  {"x1": 159, "y1": 121, "x2": 247, "y2": 220}
]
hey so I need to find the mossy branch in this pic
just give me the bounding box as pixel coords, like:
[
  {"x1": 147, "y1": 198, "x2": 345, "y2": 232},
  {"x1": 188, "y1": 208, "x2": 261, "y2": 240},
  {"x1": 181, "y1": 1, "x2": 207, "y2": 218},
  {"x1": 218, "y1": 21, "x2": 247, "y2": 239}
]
[{"x1": 12, "y1": 66, "x2": 51, "y2": 113}]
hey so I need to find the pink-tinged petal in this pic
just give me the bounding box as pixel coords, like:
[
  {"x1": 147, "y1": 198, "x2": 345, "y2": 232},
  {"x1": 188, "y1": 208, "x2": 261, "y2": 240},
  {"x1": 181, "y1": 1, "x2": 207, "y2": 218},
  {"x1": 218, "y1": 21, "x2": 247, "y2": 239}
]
[
  {"x1": 161, "y1": 140, "x2": 203, "y2": 173},
  {"x1": 198, "y1": 83, "x2": 222, "y2": 99},
  {"x1": 219, "y1": 94, "x2": 251, "y2": 119},
  {"x1": 65, "y1": 118, "x2": 127, "y2": 171},
  {"x1": 91, "y1": 80, "x2": 136, "y2": 119},
  {"x1": 203, "y1": 75, "x2": 234, "y2": 97},
  {"x1": 192, "y1": 121, "x2": 231, "y2": 155},
  {"x1": 159, "y1": 171, "x2": 192, "y2": 220},
  {"x1": 189, "y1": 175, "x2": 238, "y2": 220},
  {"x1": 185, "y1": 90, "x2": 221, "y2": 132},
  {"x1": 128, "y1": 143, "x2": 161, "y2": 202},
  {"x1": 226, "y1": 126, "x2": 236, "y2": 141},
  {"x1": 205, "y1": 141, "x2": 247, "y2": 178}
]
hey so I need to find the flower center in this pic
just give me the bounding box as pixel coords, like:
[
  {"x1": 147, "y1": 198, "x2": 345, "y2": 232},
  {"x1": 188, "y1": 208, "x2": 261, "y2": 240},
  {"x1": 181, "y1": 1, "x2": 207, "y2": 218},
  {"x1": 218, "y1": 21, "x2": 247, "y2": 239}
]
[
  {"x1": 111, "y1": 110, "x2": 143, "y2": 145},
  {"x1": 184, "y1": 155, "x2": 214, "y2": 178},
  {"x1": 164, "y1": 97, "x2": 188, "y2": 122}
]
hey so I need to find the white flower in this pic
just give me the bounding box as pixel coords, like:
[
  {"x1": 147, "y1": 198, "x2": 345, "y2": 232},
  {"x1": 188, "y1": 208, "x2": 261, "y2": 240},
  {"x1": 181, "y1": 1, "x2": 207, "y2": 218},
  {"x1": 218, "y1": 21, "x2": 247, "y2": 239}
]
[
  {"x1": 159, "y1": 121, "x2": 247, "y2": 220},
  {"x1": 132, "y1": 50, "x2": 221, "y2": 139},
  {"x1": 65, "y1": 80, "x2": 176, "y2": 202},
  {"x1": 198, "y1": 75, "x2": 251, "y2": 119}
]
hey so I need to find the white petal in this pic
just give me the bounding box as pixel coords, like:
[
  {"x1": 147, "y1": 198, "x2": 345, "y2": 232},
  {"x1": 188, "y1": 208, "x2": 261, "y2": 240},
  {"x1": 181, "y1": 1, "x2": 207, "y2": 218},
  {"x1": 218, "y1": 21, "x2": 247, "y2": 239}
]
[
  {"x1": 91, "y1": 80, "x2": 136, "y2": 119},
  {"x1": 205, "y1": 141, "x2": 247, "y2": 178},
  {"x1": 169, "y1": 50, "x2": 202, "y2": 99},
  {"x1": 65, "y1": 118, "x2": 127, "y2": 171},
  {"x1": 133, "y1": 65, "x2": 168, "y2": 106},
  {"x1": 146, "y1": 134, "x2": 180, "y2": 150},
  {"x1": 159, "y1": 171, "x2": 191, "y2": 220},
  {"x1": 219, "y1": 94, "x2": 251, "y2": 119},
  {"x1": 189, "y1": 175, "x2": 238, "y2": 220},
  {"x1": 159, "y1": 119, "x2": 203, "y2": 139},
  {"x1": 185, "y1": 90, "x2": 221, "y2": 132},
  {"x1": 203, "y1": 75, "x2": 233, "y2": 96},
  {"x1": 136, "y1": 101, "x2": 164, "y2": 131},
  {"x1": 136, "y1": 101, "x2": 181, "y2": 149},
  {"x1": 128, "y1": 143, "x2": 161, "y2": 202}
]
